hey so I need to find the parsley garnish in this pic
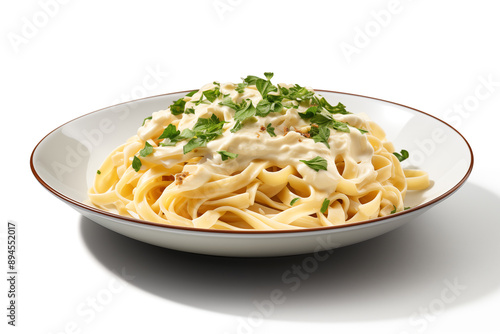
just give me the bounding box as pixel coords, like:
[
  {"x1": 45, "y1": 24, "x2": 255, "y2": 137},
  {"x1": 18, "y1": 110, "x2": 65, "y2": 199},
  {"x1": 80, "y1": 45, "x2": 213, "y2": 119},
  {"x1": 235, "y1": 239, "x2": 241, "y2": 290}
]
[
  {"x1": 256, "y1": 99, "x2": 283, "y2": 117},
  {"x1": 139, "y1": 142, "x2": 154, "y2": 157},
  {"x1": 256, "y1": 78, "x2": 278, "y2": 99},
  {"x1": 217, "y1": 150, "x2": 238, "y2": 161},
  {"x1": 280, "y1": 84, "x2": 315, "y2": 102},
  {"x1": 183, "y1": 114, "x2": 226, "y2": 154},
  {"x1": 185, "y1": 90, "x2": 198, "y2": 97},
  {"x1": 290, "y1": 197, "x2": 300, "y2": 206},
  {"x1": 170, "y1": 98, "x2": 187, "y2": 115},
  {"x1": 298, "y1": 106, "x2": 318, "y2": 119},
  {"x1": 311, "y1": 126, "x2": 330, "y2": 148},
  {"x1": 142, "y1": 116, "x2": 152, "y2": 126},
  {"x1": 299, "y1": 156, "x2": 328, "y2": 172},
  {"x1": 158, "y1": 124, "x2": 181, "y2": 146},
  {"x1": 202, "y1": 87, "x2": 221, "y2": 103},
  {"x1": 233, "y1": 100, "x2": 256, "y2": 128},
  {"x1": 219, "y1": 94, "x2": 246, "y2": 111},
  {"x1": 96, "y1": 170, "x2": 101, "y2": 175},
  {"x1": 315, "y1": 97, "x2": 350, "y2": 115},
  {"x1": 243, "y1": 75, "x2": 263, "y2": 85},
  {"x1": 393, "y1": 149, "x2": 409, "y2": 162},
  {"x1": 320, "y1": 198, "x2": 330, "y2": 214},
  {"x1": 310, "y1": 113, "x2": 350, "y2": 133},
  {"x1": 132, "y1": 156, "x2": 142, "y2": 172},
  {"x1": 236, "y1": 82, "x2": 248, "y2": 94},
  {"x1": 392, "y1": 205, "x2": 411, "y2": 214},
  {"x1": 266, "y1": 123, "x2": 276, "y2": 137}
]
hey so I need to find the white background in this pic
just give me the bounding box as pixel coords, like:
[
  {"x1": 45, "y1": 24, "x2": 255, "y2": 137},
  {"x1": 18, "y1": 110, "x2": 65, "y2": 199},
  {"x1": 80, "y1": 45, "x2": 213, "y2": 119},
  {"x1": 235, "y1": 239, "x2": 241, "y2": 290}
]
[{"x1": 2, "y1": 0, "x2": 500, "y2": 333}]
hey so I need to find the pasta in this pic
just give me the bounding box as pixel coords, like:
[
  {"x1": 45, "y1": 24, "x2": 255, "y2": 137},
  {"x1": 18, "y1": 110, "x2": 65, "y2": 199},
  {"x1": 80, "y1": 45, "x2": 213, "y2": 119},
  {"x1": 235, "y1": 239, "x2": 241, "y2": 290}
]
[{"x1": 89, "y1": 74, "x2": 429, "y2": 230}]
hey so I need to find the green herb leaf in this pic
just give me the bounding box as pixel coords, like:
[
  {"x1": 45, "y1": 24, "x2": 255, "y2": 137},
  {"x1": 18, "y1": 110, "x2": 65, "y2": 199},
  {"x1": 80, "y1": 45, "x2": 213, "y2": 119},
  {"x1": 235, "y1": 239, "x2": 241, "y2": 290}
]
[
  {"x1": 280, "y1": 84, "x2": 314, "y2": 102},
  {"x1": 202, "y1": 87, "x2": 221, "y2": 103},
  {"x1": 230, "y1": 120, "x2": 243, "y2": 133},
  {"x1": 185, "y1": 107, "x2": 195, "y2": 114},
  {"x1": 170, "y1": 98, "x2": 187, "y2": 115},
  {"x1": 290, "y1": 197, "x2": 300, "y2": 206},
  {"x1": 331, "y1": 119, "x2": 350, "y2": 133},
  {"x1": 243, "y1": 75, "x2": 263, "y2": 85},
  {"x1": 256, "y1": 78, "x2": 277, "y2": 99},
  {"x1": 185, "y1": 90, "x2": 198, "y2": 97},
  {"x1": 264, "y1": 72, "x2": 274, "y2": 80},
  {"x1": 219, "y1": 94, "x2": 242, "y2": 110},
  {"x1": 234, "y1": 100, "x2": 256, "y2": 123},
  {"x1": 357, "y1": 128, "x2": 368, "y2": 134},
  {"x1": 312, "y1": 126, "x2": 330, "y2": 148},
  {"x1": 217, "y1": 150, "x2": 238, "y2": 161},
  {"x1": 393, "y1": 149, "x2": 409, "y2": 162},
  {"x1": 132, "y1": 156, "x2": 142, "y2": 172},
  {"x1": 236, "y1": 82, "x2": 248, "y2": 94},
  {"x1": 298, "y1": 106, "x2": 318, "y2": 119},
  {"x1": 139, "y1": 142, "x2": 154, "y2": 157},
  {"x1": 158, "y1": 124, "x2": 182, "y2": 146},
  {"x1": 390, "y1": 205, "x2": 397, "y2": 214},
  {"x1": 266, "y1": 123, "x2": 276, "y2": 137},
  {"x1": 181, "y1": 114, "x2": 226, "y2": 153},
  {"x1": 142, "y1": 116, "x2": 152, "y2": 126},
  {"x1": 256, "y1": 100, "x2": 283, "y2": 117},
  {"x1": 96, "y1": 170, "x2": 101, "y2": 175},
  {"x1": 299, "y1": 156, "x2": 328, "y2": 172},
  {"x1": 183, "y1": 137, "x2": 207, "y2": 154},
  {"x1": 158, "y1": 124, "x2": 180, "y2": 140},
  {"x1": 404, "y1": 206, "x2": 411, "y2": 210},
  {"x1": 318, "y1": 97, "x2": 350, "y2": 114},
  {"x1": 192, "y1": 114, "x2": 226, "y2": 134},
  {"x1": 310, "y1": 113, "x2": 333, "y2": 126},
  {"x1": 321, "y1": 198, "x2": 330, "y2": 214}
]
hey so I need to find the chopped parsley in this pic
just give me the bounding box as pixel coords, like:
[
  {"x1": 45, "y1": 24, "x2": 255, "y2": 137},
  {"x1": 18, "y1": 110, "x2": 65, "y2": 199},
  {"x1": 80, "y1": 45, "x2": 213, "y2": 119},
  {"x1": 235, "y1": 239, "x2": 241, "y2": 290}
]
[
  {"x1": 132, "y1": 156, "x2": 142, "y2": 172},
  {"x1": 391, "y1": 205, "x2": 397, "y2": 214},
  {"x1": 358, "y1": 128, "x2": 368, "y2": 134},
  {"x1": 320, "y1": 198, "x2": 330, "y2": 214},
  {"x1": 311, "y1": 126, "x2": 330, "y2": 148},
  {"x1": 182, "y1": 114, "x2": 226, "y2": 154},
  {"x1": 393, "y1": 149, "x2": 409, "y2": 162},
  {"x1": 298, "y1": 106, "x2": 318, "y2": 119},
  {"x1": 202, "y1": 86, "x2": 221, "y2": 103},
  {"x1": 256, "y1": 99, "x2": 283, "y2": 117},
  {"x1": 139, "y1": 142, "x2": 154, "y2": 157},
  {"x1": 96, "y1": 170, "x2": 101, "y2": 175},
  {"x1": 169, "y1": 98, "x2": 187, "y2": 115},
  {"x1": 142, "y1": 116, "x2": 152, "y2": 126},
  {"x1": 266, "y1": 123, "x2": 276, "y2": 137},
  {"x1": 290, "y1": 197, "x2": 300, "y2": 206},
  {"x1": 242, "y1": 74, "x2": 263, "y2": 85},
  {"x1": 217, "y1": 150, "x2": 238, "y2": 161},
  {"x1": 310, "y1": 113, "x2": 350, "y2": 133},
  {"x1": 185, "y1": 90, "x2": 199, "y2": 97},
  {"x1": 158, "y1": 124, "x2": 182, "y2": 146},
  {"x1": 299, "y1": 156, "x2": 328, "y2": 172},
  {"x1": 236, "y1": 82, "x2": 248, "y2": 94}
]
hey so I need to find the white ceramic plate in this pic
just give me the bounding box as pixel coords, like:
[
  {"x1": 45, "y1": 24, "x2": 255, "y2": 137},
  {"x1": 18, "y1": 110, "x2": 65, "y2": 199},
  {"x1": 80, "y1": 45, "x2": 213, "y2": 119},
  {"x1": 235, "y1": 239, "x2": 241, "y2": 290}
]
[{"x1": 31, "y1": 90, "x2": 473, "y2": 257}]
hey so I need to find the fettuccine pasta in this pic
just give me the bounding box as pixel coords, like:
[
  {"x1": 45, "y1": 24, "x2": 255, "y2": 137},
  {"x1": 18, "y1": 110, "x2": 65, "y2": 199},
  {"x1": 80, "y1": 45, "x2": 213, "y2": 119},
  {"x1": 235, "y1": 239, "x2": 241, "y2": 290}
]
[{"x1": 89, "y1": 74, "x2": 429, "y2": 230}]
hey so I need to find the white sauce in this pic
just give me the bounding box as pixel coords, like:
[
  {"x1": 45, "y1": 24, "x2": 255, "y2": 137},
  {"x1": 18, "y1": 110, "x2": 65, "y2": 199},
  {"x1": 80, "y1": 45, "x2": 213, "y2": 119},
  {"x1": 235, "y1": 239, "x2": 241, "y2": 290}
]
[{"x1": 138, "y1": 81, "x2": 377, "y2": 193}]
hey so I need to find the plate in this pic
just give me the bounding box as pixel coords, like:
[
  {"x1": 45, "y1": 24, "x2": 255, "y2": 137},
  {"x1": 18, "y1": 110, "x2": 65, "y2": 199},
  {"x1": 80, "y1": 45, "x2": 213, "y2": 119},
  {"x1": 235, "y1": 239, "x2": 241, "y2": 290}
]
[{"x1": 31, "y1": 90, "x2": 473, "y2": 257}]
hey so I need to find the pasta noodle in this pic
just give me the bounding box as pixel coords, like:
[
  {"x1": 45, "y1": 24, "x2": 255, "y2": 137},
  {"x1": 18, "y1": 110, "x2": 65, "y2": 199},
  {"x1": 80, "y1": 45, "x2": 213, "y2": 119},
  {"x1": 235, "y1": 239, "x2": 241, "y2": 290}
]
[{"x1": 89, "y1": 74, "x2": 430, "y2": 230}]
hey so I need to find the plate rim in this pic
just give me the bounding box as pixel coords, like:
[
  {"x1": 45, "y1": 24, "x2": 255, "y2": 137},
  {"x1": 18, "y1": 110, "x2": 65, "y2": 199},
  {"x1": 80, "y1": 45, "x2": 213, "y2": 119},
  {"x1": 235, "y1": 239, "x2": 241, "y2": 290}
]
[{"x1": 30, "y1": 89, "x2": 474, "y2": 235}]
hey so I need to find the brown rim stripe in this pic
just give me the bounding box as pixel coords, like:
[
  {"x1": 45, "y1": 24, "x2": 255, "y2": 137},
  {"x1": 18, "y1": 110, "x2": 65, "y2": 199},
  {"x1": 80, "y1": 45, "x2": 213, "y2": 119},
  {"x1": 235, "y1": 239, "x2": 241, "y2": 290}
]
[{"x1": 30, "y1": 89, "x2": 474, "y2": 235}]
